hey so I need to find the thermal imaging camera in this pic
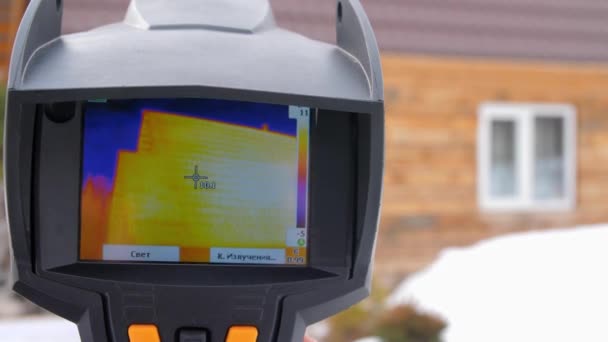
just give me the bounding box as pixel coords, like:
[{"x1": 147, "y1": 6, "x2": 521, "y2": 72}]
[{"x1": 4, "y1": 0, "x2": 383, "y2": 341}]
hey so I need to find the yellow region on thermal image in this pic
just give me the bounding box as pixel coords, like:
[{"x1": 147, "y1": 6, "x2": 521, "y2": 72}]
[{"x1": 106, "y1": 111, "x2": 297, "y2": 249}]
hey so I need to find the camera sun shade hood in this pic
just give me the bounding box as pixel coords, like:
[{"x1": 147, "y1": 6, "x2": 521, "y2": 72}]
[
  {"x1": 8, "y1": 0, "x2": 383, "y2": 104},
  {"x1": 5, "y1": 1, "x2": 384, "y2": 341}
]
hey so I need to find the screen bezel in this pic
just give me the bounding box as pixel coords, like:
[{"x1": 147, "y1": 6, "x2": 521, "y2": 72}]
[{"x1": 30, "y1": 89, "x2": 368, "y2": 286}]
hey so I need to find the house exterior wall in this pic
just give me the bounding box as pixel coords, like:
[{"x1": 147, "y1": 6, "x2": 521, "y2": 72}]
[
  {"x1": 0, "y1": 0, "x2": 27, "y2": 81},
  {"x1": 61, "y1": 0, "x2": 608, "y2": 62},
  {"x1": 0, "y1": 1, "x2": 11, "y2": 81},
  {"x1": 275, "y1": 0, "x2": 608, "y2": 62},
  {"x1": 4, "y1": 1, "x2": 608, "y2": 76},
  {"x1": 0, "y1": 1, "x2": 10, "y2": 81},
  {"x1": 375, "y1": 54, "x2": 608, "y2": 281}
]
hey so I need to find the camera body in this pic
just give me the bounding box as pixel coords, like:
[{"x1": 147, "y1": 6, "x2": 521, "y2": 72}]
[{"x1": 5, "y1": 1, "x2": 384, "y2": 341}]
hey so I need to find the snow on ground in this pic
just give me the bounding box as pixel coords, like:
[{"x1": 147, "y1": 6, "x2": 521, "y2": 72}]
[
  {"x1": 390, "y1": 224, "x2": 608, "y2": 342},
  {"x1": 0, "y1": 316, "x2": 79, "y2": 342},
  {"x1": 2, "y1": 225, "x2": 608, "y2": 342}
]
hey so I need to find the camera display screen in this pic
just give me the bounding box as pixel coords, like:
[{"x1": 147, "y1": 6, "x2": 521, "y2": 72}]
[{"x1": 79, "y1": 98, "x2": 310, "y2": 266}]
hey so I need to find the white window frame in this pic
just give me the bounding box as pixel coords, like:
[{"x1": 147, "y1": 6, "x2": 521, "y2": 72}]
[{"x1": 478, "y1": 102, "x2": 577, "y2": 212}]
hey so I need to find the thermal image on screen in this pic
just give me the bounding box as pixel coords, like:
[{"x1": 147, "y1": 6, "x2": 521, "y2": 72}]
[{"x1": 80, "y1": 98, "x2": 310, "y2": 266}]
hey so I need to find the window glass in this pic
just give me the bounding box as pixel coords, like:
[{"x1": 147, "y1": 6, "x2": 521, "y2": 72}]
[
  {"x1": 534, "y1": 117, "x2": 565, "y2": 200},
  {"x1": 490, "y1": 120, "x2": 517, "y2": 198}
]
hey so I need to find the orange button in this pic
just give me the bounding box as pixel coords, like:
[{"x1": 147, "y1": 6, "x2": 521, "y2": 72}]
[
  {"x1": 226, "y1": 326, "x2": 258, "y2": 342},
  {"x1": 128, "y1": 324, "x2": 161, "y2": 342}
]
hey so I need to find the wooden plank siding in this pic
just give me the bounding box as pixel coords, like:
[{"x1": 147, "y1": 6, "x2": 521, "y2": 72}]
[
  {"x1": 376, "y1": 55, "x2": 608, "y2": 281},
  {"x1": 0, "y1": 1, "x2": 12, "y2": 80},
  {"x1": 0, "y1": 0, "x2": 27, "y2": 82}
]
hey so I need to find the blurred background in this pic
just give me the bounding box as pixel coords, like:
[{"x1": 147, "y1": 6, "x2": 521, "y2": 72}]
[{"x1": 2, "y1": 0, "x2": 608, "y2": 341}]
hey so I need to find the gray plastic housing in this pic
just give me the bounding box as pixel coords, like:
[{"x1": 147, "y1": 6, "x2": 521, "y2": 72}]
[{"x1": 4, "y1": 1, "x2": 384, "y2": 341}]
